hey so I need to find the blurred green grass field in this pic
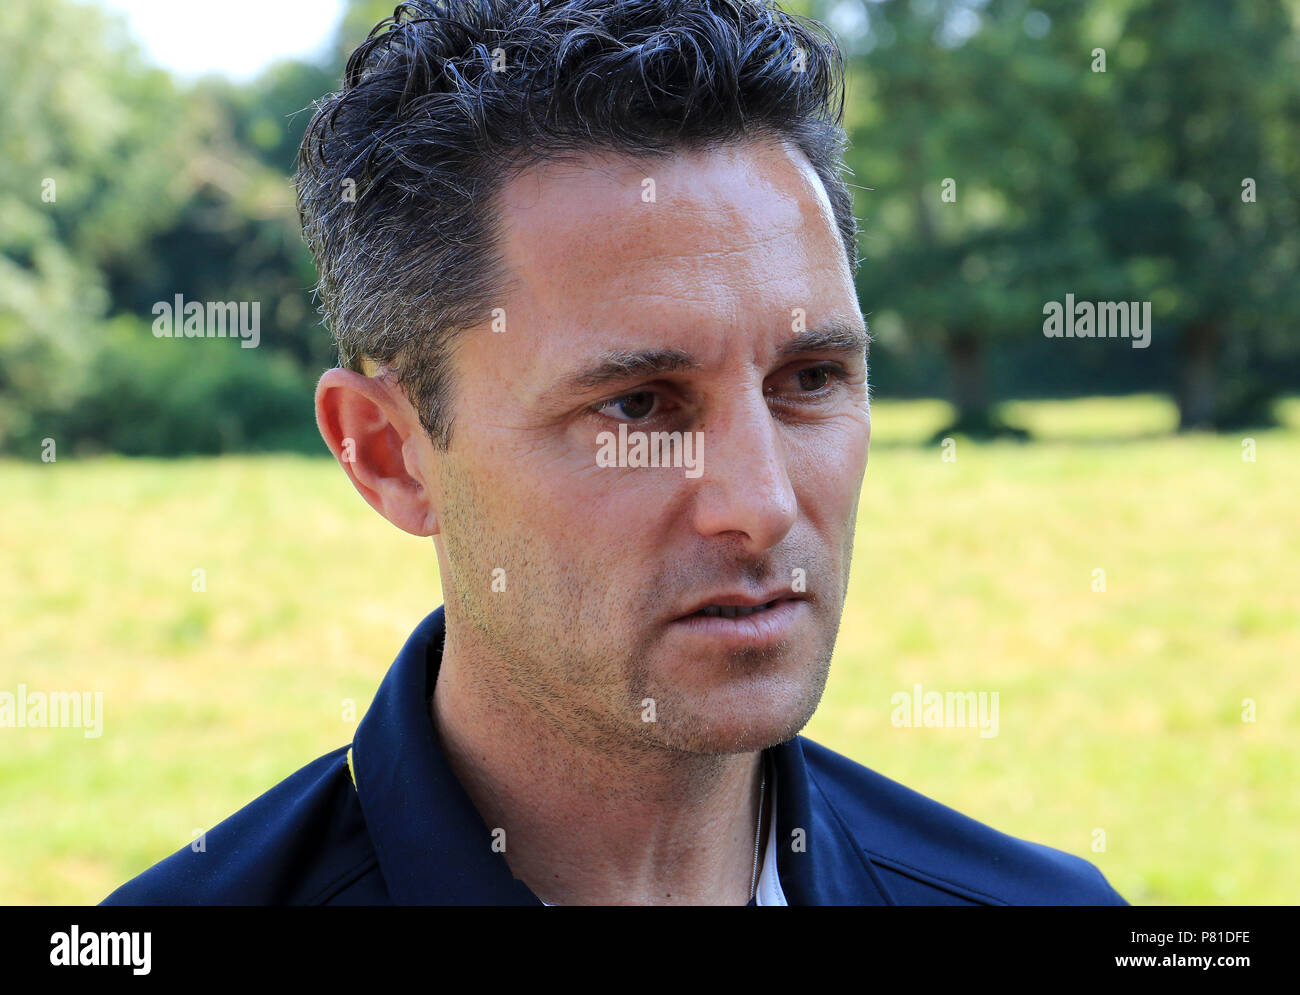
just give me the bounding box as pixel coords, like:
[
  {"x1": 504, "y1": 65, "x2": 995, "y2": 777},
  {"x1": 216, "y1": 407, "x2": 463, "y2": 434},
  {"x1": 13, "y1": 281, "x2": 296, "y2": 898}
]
[{"x1": 2, "y1": 395, "x2": 1297, "y2": 905}]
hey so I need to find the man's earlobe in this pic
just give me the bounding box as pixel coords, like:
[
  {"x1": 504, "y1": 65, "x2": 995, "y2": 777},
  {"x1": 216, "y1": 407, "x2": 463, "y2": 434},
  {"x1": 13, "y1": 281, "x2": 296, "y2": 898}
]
[{"x1": 314, "y1": 367, "x2": 439, "y2": 537}]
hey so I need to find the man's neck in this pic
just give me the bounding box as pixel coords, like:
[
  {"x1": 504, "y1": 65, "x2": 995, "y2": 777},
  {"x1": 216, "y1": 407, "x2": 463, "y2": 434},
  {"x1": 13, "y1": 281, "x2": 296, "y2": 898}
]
[{"x1": 429, "y1": 640, "x2": 765, "y2": 906}]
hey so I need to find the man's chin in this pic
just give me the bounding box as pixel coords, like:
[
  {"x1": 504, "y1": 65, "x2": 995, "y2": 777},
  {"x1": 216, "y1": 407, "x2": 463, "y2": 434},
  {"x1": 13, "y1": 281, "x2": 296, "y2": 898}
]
[
  {"x1": 650, "y1": 717, "x2": 814, "y2": 756},
  {"x1": 634, "y1": 677, "x2": 826, "y2": 756}
]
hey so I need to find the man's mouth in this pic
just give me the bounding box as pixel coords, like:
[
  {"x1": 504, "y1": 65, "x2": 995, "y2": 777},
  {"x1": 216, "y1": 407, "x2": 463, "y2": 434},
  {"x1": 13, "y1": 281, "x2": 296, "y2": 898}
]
[
  {"x1": 693, "y1": 601, "x2": 780, "y2": 619},
  {"x1": 669, "y1": 595, "x2": 806, "y2": 648}
]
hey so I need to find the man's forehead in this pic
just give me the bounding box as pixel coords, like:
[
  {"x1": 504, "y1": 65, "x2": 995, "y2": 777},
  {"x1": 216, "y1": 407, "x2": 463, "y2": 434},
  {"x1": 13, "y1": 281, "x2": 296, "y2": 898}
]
[{"x1": 493, "y1": 137, "x2": 847, "y2": 317}]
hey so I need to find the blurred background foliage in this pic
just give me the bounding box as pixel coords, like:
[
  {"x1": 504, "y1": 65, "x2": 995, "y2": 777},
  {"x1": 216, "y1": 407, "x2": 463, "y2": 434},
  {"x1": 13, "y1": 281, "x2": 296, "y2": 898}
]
[{"x1": 1, "y1": 0, "x2": 1297, "y2": 453}]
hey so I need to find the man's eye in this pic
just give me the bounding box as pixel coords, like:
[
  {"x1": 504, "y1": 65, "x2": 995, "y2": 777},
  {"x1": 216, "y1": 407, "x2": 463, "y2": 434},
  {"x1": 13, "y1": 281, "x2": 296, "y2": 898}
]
[
  {"x1": 797, "y1": 367, "x2": 831, "y2": 391},
  {"x1": 595, "y1": 390, "x2": 658, "y2": 422},
  {"x1": 767, "y1": 364, "x2": 844, "y2": 398}
]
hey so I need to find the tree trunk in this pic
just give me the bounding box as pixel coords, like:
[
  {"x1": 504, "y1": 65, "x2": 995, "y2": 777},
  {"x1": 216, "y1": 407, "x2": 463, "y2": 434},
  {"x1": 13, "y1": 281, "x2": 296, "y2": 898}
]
[
  {"x1": 946, "y1": 331, "x2": 988, "y2": 422},
  {"x1": 1176, "y1": 321, "x2": 1220, "y2": 430}
]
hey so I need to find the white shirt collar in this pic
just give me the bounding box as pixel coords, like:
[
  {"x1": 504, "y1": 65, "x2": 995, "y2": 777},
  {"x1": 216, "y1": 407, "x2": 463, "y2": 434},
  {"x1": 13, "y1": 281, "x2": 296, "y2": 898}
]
[{"x1": 754, "y1": 756, "x2": 788, "y2": 906}]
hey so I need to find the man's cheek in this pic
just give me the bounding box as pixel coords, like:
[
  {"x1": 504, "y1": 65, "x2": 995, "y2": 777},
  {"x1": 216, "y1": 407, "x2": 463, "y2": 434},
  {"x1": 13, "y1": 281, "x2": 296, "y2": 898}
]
[{"x1": 797, "y1": 455, "x2": 860, "y2": 520}]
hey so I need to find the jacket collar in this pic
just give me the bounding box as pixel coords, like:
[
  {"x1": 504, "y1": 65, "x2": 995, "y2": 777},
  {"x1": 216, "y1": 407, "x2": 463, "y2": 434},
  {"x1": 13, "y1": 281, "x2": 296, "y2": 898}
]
[
  {"x1": 771, "y1": 735, "x2": 894, "y2": 905},
  {"x1": 352, "y1": 606, "x2": 892, "y2": 905}
]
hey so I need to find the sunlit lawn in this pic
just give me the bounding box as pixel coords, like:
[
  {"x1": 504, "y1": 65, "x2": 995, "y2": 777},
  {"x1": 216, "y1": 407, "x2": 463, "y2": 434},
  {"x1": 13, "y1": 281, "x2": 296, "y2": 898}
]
[{"x1": 2, "y1": 394, "x2": 1297, "y2": 904}]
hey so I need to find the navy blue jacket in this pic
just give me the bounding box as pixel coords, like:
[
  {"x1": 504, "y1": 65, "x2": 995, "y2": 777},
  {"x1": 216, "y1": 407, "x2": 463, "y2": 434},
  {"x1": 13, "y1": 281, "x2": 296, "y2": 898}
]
[{"x1": 102, "y1": 607, "x2": 1128, "y2": 906}]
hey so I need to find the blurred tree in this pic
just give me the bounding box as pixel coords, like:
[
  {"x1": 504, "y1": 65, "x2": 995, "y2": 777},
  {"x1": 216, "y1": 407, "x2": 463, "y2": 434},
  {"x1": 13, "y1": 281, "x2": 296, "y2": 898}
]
[
  {"x1": 843, "y1": 0, "x2": 1131, "y2": 437},
  {"x1": 1085, "y1": 0, "x2": 1300, "y2": 428},
  {"x1": 0, "y1": 0, "x2": 325, "y2": 455},
  {"x1": 837, "y1": 0, "x2": 1299, "y2": 431},
  {"x1": 103, "y1": 75, "x2": 334, "y2": 371},
  {"x1": 0, "y1": 0, "x2": 192, "y2": 447}
]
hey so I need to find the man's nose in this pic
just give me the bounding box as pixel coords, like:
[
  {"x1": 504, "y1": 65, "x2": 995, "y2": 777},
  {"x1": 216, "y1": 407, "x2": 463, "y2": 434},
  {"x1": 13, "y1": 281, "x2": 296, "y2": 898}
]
[{"x1": 688, "y1": 396, "x2": 797, "y2": 554}]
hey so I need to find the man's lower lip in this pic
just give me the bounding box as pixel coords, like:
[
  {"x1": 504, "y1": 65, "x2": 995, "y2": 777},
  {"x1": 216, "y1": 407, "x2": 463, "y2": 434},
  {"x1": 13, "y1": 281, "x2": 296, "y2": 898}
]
[{"x1": 668, "y1": 598, "x2": 805, "y2": 646}]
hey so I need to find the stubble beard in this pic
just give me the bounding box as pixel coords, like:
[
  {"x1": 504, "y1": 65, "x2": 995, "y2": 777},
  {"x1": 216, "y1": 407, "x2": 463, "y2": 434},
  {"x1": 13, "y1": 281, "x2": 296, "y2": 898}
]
[{"x1": 436, "y1": 462, "x2": 851, "y2": 764}]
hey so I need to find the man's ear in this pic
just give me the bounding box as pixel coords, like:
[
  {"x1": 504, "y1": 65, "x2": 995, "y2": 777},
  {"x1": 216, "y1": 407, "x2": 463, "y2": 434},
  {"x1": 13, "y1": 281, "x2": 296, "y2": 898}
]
[{"x1": 315, "y1": 367, "x2": 440, "y2": 537}]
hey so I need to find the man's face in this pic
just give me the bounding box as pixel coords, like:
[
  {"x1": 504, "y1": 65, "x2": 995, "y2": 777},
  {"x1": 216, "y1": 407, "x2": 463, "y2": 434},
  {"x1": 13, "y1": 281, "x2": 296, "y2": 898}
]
[{"x1": 430, "y1": 136, "x2": 870, "y2": 756}]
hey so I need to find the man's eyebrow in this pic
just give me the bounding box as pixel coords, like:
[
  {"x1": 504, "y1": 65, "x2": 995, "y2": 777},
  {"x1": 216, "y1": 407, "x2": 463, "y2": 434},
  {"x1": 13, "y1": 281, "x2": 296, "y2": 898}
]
[
  {"x1": 552, "y1": 348, "x2": 702, "y2": 398},
  {"x1": 546, "y1": 319, "x2": 871, "y2": 402},
  {"x1": 778, "y1": 319, "x2": 872, "y2": 361}
]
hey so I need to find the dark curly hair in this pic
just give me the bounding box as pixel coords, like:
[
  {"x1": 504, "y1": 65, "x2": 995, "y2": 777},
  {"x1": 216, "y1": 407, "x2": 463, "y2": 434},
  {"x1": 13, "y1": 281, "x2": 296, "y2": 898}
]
[{"x1": 296, "y1": 0, "x2": 859, "y2": 448}]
